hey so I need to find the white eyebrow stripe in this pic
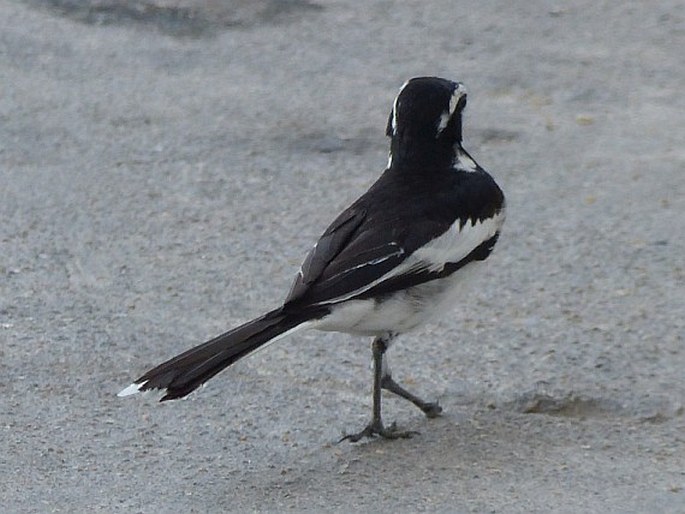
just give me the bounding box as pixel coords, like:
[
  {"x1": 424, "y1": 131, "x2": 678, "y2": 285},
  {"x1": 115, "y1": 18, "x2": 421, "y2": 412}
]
[
  {"x1": 437, "y1": 83, "x2": 467, "y2": 135},
  {"x1": 392, "y1": 97, "x2": 399, "y2": 134},
  {"x1": 391, "y1": 79, "x2": 412, "y2": 135}
]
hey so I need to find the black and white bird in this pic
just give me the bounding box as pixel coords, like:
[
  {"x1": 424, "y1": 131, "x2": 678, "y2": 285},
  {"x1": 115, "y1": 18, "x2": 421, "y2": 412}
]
[{"x1": 118, "y1": 77, "x2": 506, "y2": 442}]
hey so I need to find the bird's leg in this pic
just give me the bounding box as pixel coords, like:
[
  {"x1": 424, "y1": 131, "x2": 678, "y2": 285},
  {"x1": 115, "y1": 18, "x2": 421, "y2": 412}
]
[
  {"x1": 340, "y1": 335, "x2": 418, "y2": 442},
  {"x1": 381, "y1": 374, "x2": 442, "y2": 418}
]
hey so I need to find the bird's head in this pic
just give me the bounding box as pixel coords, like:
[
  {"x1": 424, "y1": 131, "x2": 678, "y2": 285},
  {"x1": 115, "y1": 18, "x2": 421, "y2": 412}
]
[{"x1": 386, "y1": 77, "x2": 468, "y2": 169}]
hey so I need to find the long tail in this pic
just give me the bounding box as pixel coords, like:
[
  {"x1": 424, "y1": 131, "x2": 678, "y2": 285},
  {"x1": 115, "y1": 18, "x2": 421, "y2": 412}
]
[{"x1": 118, "y1": 307, "x2": 324, "y2": 401}]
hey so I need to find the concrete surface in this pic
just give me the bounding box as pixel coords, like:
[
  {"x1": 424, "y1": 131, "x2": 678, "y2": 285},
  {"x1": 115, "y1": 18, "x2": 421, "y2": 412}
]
[{"x1": 1, "y1": 0, "x2": 683, "y2": 512}]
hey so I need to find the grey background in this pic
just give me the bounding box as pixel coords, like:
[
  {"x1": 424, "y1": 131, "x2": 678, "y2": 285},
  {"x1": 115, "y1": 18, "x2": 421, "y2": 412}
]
[{"x1": 1, "y1": 0, "x2": 683, "y2": 512}]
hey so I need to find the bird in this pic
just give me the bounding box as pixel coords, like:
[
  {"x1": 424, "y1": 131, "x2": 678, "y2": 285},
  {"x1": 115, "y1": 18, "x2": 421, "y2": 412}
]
[{"x1": 118, "y1": 76, "x2": 506, "y2": 442}]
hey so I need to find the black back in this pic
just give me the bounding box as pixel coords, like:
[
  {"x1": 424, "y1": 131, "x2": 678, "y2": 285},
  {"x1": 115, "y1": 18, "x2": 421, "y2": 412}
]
[{"x1": 285, "y1": 77, "x2": 505, "y2": 309}]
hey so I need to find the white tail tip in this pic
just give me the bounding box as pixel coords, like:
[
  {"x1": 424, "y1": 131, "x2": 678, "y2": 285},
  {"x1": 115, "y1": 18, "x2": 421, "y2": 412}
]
[{"x1": 117, "y1": 381, "x2": 148, "y2": 397}]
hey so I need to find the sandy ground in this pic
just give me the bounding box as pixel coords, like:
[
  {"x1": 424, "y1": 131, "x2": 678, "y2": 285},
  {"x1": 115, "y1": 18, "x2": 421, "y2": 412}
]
[{"x1": 1, "y1": 0, "x2": 684, "y2": 512}]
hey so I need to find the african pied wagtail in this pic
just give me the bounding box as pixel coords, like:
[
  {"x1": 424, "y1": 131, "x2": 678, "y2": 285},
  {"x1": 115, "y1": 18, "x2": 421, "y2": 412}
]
[{"x1": 118, "y1": 77, "x2": 506, "y2": 442}]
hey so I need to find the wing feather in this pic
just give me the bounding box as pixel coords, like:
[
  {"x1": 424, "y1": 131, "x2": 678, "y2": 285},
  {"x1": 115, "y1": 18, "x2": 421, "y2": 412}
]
[{"x1": 284, "y1": 167, "x2": 505, "y2": 308}]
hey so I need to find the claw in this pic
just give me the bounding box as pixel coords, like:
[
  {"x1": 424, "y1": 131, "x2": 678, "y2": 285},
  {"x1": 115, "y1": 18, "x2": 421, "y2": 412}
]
[
  {"x1": 421, "y1": 402, "x2": 443, "y2": 418},
  {"x1": 339, "y1": 421, "x2": 419, "y2": 443}
]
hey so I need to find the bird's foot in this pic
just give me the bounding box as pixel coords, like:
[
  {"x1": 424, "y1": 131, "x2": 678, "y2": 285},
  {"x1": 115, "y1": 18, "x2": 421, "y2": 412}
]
[
  {"x1": 339, "y1": 421, "x2": 419, "y2": 443},
  {"x1": 419, "y1": 401, "x2": 443, "y2": 418}
]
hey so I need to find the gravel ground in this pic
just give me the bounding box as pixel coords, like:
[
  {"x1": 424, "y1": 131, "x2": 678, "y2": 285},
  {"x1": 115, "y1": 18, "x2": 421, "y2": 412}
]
[{"x1": 1, "y1": 1, "x2": 684, "y2": 512}]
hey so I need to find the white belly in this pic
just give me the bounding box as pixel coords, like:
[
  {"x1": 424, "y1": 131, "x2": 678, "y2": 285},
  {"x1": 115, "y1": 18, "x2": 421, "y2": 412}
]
[{"x1": 313, "y1": 261, "x2": 483, "y2": 336}]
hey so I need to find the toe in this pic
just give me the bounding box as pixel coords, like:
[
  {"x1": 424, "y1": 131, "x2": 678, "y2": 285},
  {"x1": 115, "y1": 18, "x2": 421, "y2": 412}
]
[{"x1": 423, "y1": 402, "x2": 443, "y2": 418}]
